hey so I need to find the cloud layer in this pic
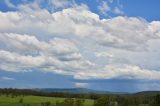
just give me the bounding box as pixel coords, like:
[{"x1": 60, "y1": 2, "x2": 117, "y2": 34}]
[{"x1": 0, "y1": 1, "x2": 160, "y2": 80}]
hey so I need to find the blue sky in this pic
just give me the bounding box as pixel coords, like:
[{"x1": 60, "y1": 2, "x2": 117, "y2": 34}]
[{"x1": 0, "y1": 0, "x2": 160, "y2": 92}]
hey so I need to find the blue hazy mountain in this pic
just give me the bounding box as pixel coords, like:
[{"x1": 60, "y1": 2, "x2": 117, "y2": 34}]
[{"x1": 34, "y1": 88, "x2": 128, "y2": 94}]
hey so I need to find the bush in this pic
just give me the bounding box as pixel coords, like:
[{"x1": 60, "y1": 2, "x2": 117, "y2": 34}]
[
  {"x1": 19, "y1": 98, "x2": 23, "y2": 103},
  {"x1": 75, "y1": 99, "x2": 84, "y2": 106}
]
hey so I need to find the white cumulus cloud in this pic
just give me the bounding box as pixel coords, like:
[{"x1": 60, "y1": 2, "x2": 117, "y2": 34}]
[{"x1": 0, "y1": 2, "x2": 160, "y2": 80}]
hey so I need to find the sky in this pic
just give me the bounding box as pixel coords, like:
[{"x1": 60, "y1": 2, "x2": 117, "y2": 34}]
[{"x1": 0, "y1": 0, "x2": 160, "y2": 92}]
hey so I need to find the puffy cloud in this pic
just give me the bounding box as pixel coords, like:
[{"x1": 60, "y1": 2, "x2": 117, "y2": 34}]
[
  {"x1": 0, "y1": 3, "x2": 160, "y2": 80},
  {"x1": 0, "y1": 50, "x2": 46, "y2": 72},
  {"x1": 149, "y1": 21, "x2": 160, "y2": 37},
  {"x1": 74, "y1": 65, "x2": 160, "y2": 80},
  {"x1": 97, "y1": 16, "x2": 157, "y2": 51},
  {"x1": 0, "y1": 33, "x2": 91, "y2": 73},
  {"x1": 0, "y1": 5, "x2": 158, "y2": 51},
  {"x1": 0, "y1": 33, "x2": 78, "y2": 55}
]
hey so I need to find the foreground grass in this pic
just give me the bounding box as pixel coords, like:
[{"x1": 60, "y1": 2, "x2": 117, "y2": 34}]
[
  {"x1": 0, "y1": 95, "x2": 149, "y2": 106},
  {"x1": 0, "y1": 95, "x2": 94, "y2": 106}
]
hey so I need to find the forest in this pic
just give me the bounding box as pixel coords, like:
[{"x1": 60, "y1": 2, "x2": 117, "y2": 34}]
[{"x1": 0, "y1": 88, "x2": 159, "y2": 106}]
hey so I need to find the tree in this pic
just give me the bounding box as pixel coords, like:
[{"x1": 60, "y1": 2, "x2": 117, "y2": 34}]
[
  {"x1": 41, "y1": 102, "x2": 51, "y2": 106},
  {"x1": 75, "y1": 99, "x2": 85, "y2": 106},
  {"x1": 45, "y1": 101, "x2": 51, "y2": 106},
  {"x1": 19, "y1": 98, "x2": 23, "y2": 103},
  {"x1": 56, "y1": 101, "x2": 63, "y2": 106},
  {"x1": 63, "y1": 98, "x2": 74, "y2": 106},
  {"x1": 149, "y1": 94, "x2": 160, "y2": 106},
  {"x1": 155, "y1": 94, "x2": 160, "y2": 106},
  {"x1": 93, "y1": 96, "x2": 110, "y2": 106}
]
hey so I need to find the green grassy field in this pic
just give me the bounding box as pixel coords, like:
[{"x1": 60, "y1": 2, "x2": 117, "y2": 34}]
[
  {"x1": 0, "y1": 95, "x2": 94, "y2": 106},
  {"x1": 0, "y1": 95, "x2": 150, "y2": 106}
]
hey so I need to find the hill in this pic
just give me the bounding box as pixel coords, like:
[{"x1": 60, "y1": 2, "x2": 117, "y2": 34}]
[
  {"x1": 135, "y1": 91, "x2": 160, "y2": 96},
  {"x1": 35, "y1": 88, "x2": 129, "y2": 95}
]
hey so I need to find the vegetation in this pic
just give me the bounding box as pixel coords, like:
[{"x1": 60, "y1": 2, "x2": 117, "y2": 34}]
[
  {"x1": 0, "y1": 88, "x2": 159, "y2": 106},
  {"x1": 0, "y1": 95, "x2": 93, "y2": 106}
]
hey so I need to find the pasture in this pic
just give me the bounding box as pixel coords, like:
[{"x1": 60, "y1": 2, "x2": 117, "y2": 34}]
[{"x1": 0, "y1": 95, "x2": 93, "y2": 106}]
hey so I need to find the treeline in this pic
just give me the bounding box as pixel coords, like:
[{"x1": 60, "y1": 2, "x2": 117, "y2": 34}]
[
  {"x1": 0, "y1": 88, "x2": 160, "y2": 106},
  {"x1": 0, "y1": 88, "x2": 101, "y2": 99},
  {"x1": 18, "y1": 98, "x2": 86, "y2": 106},
  {"x1": 93, "y1": 95, "x2": 160, "y2": 106}
]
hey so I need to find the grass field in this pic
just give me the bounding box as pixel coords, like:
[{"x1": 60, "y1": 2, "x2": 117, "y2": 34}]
[
  {"x1": 0, "y1": 95, "x2": 149, "y2": 106},
  {"x1": 0, "y1": 95, "x2": 94, "y2": 106}
]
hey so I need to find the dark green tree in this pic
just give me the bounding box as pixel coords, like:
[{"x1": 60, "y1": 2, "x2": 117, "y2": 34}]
[
  {"x1": 149, "y1": 94, "x2": 160, "y2": 106},
  {"x1": 63, "y1": 98, "x2": 74, "y2": 106},
  {"x1": 19, "y1": 98, "x2": 23, "y2": 103},
  {"x1": 93, "y1": 96, "x2": 110, "y2": 106},
  {"x1": 75, "y1": 99, "x2": 85, "y2": 106}
]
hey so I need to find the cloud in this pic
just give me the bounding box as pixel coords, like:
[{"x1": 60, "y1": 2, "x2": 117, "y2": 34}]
[
  {"x1": 47, "y1": 0, "x2": 75, "y2": 9},
  {"x1": 95, "y1": 52, "x2": 114, "y2": 58},
  {"x1": 0, "y1": 33, "x2": 79, "y2": 55},
  {"x1": 98, "y1": 1, "x2": 111, "y2": 15},
  {"x1": 4, "y1": 0, "x2": 76, "y2": 12},
  {"x1": 0, "y1": 33, "x2": 91, "y2": 73},
  {"x1": 0, "y1": 5, "x2": 157, "y2": 51},
  {"x1": 0, "y1": 50, "x2": 46, "y2": 72},
  {"x1": 74, "y1": 82, "x2": 89, "y2": 88},
  {"x1": 0, "y1": 2, "x2": 160, "y2": 80},
  {"x1": 97, "y1": 0, "x2": 124, "y2": 16},
  {"x1": 0, "y1": 76, "x2": 15, "y2": 81},
  {"x1": 113, "y1": 7, "x2": 124, "y2": 15},
  {"x1": 4, "y1": 0, "x2": 16, "y2": 8},
  {"x1": 74, "y1": 65, "x2": 160, "y2": 80}
]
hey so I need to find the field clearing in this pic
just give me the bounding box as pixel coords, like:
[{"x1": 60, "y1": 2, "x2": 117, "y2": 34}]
[
  {"x1": 0, "y1": 95, "x2": 150, "y2": 106},
  {"x1": 0, "y1": 95, "x2": 94, "y2": 106}
]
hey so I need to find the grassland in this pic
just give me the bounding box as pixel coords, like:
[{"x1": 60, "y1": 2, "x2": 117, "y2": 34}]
[{"x1": 0, "y1": 95, "x2": 94, "y2": 106}]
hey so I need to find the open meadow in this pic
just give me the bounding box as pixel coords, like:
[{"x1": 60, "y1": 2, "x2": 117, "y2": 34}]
[{"x1": 0, "y1": 95, "x2": 93, "y2": 106}]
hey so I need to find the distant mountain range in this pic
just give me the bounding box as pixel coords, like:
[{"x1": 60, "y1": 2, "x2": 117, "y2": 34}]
[
  {"x1": 134, "y1": 91, "x2": 160, "y2": 96},
  {"x1": 34, "y1": 88, "x2": 160, "y2": 95},
  {"x1": 34, "y1": 88, "x2": 130, "y2": 95}
]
